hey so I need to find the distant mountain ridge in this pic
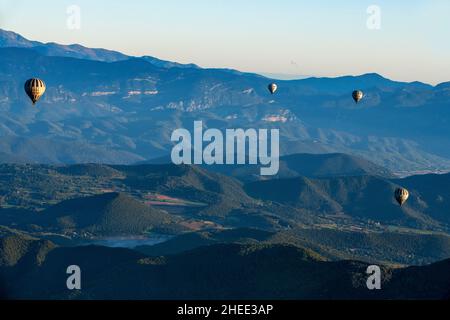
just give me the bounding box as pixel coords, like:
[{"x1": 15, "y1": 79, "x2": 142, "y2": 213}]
[
  {"x1": 0, "y1": 29, "x2": 199, "y2": 68},
  {"x1": 1, "y1": 29, "x2": 450, "y2": 174},
  {"x1": 0, "y1": 29, "x2": 127, "y2": 62}
]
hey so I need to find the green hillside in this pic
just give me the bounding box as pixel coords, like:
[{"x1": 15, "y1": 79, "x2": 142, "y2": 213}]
[
  {"x1": 1, "y1": 242, "x2": 449, "y2": 300},
  {"x1": 115, "y1": 164, "x2": 256, "y2": 217},
  {"x1": 244, "y1": 175, "x2": 444, "y2": 230},
  {"x1": 40, "y1": 192, "x2": 184, "y2": 236},
  {"x1": 207, "y1": 153, "x2": 395, "y2": 182},
  {"x1": 136, "y1": 227, "x2": 450, "y2": 266}
]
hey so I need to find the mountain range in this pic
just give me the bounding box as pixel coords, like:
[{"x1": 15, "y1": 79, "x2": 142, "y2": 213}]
[
  {"x1": 0, "y1": 29, "x2": 199, "y2": 67},
  {"x1": 1, "y1": 161, "x2": 450, "y2": 267},
  {"x1": 1, "y1": 29, "x2": 450, "y2": 300},
  {"x1": 1, "y1": 29, "x2": 450, "y2": 174},
  {"x1": 147, "y1": 152, "x2": 396, "y2": 182}
]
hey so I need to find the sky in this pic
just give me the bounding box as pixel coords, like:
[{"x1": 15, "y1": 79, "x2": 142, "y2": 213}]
[{"x1": 1, "y1": 0, "x2": 449, "y2": 84}]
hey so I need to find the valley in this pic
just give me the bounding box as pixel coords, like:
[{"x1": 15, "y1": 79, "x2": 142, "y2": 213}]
[
  {"x1": 1, "y1": 156, "x2": 450, "y2": 299},
  {"x1": 1, "y1": 159, "x2": 450, "y2": 267}
]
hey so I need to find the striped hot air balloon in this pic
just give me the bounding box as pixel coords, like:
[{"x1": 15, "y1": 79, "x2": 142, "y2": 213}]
[
  {"x1": 24, "y1": 78, "x2": 46, "y2": 105},
  {"x1": 395, "y1": 188, "x2": 409, "y2": 207}
]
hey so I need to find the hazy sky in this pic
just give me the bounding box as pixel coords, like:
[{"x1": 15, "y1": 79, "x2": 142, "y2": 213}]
[{"x1": 1, "y1": 0, "x2": 449, "y2": 84}]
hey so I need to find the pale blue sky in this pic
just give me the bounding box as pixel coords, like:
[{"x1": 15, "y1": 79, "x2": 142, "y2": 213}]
[{"x1": 1, "y1": 0, "x2": 449, "y2": 84}]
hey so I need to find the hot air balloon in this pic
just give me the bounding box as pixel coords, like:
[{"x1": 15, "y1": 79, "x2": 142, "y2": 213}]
[
  {"x1": 268, "y1": 83, "x2": 278, "y2": 95},
  {"x1": 395, "y1": 188, "x2": 409, "y2": 207},
  {"x1": 24, "y1": 78, "x2": 46, "y2": 105},
  {"x1": 352, "y1": 90, "x2": 364, "y2": 104}
]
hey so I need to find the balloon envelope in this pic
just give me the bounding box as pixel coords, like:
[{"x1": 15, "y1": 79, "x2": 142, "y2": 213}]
[
  {"x1": 395, "y1": 188, "x2": 409, "y2": 206},
  {"x1": 268, "y1": 83, "x2": 278, "y2": 95},
  {"x1": 24, "y1": 78, "x2": 46, "y2": 105},
  {"x1": 352, "y1": 90, "x2": 364, "y2": 104}
]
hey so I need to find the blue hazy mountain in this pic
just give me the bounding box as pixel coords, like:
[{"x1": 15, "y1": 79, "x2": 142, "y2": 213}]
[
  {"x1": 1, "y1": 29, "x2": 450, "y2": 174},
  {"x1": 0, "y1": 29, "x2": 198, "y2": 67},
  {"x1": 0, "y1": 29, "x2": 127, "y2": 62}
]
